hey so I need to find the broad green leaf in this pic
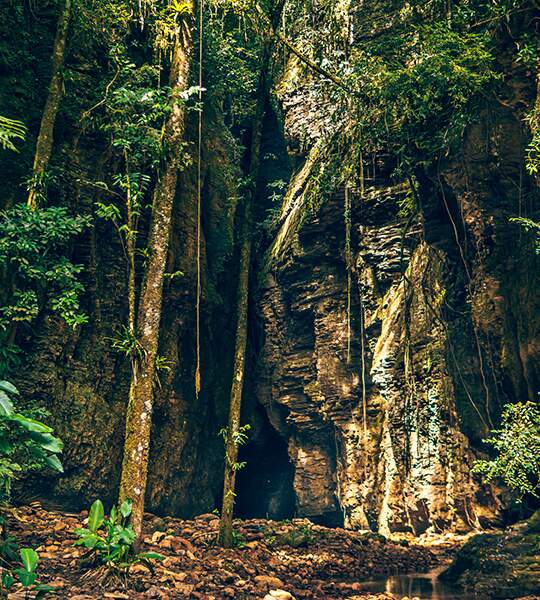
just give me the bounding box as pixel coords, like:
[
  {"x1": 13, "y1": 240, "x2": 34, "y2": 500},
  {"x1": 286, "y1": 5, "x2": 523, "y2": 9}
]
[
  {"x1": 8, "y1": 413, "x2": 52, "y2": 433},
  {"x1": 20, "y1": 548, "x2": 38, "y2": 572},
  {"x1": 0, "y1": 433, "x2": 12, "y2": 453},
  {"x1": 15, "y1": 568, "x2": 36, "y2": 587},
  {"x1": 28, "y1": 431, "x2": 63, "y2": 453},
  {"x1": 109, "y1": 505, "x2": 117, "y2": 524},
  {"x1": 88, "y1": 499, "x2": 105, "y2": 532},
  {"x1": 44, "y1": 454, "x2": 63, "y2": 472},
  {"x1": 118, "y1": 528, "x2": 136, "y2": 544},
  {"x1": 120, "y1": 498, "x2": 132, "y2": 518},
  {"x1": 0, "y1": 381, "x2": 19, "y2": 395},
  {"x1": 2, "y1": 571, "x2": 14, "y2": 588},
  {"x1": 0, "y1": 390, "x2": 14, "y2": 416},
  {"x1": 79, "y1": 534, "x2": 100, "y2": 549}
]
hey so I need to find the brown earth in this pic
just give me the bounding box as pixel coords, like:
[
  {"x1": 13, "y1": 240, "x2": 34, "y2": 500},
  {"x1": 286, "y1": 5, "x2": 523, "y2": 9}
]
[{"x1": 4, "y1": 503, "x2": 445, "y2": 599}]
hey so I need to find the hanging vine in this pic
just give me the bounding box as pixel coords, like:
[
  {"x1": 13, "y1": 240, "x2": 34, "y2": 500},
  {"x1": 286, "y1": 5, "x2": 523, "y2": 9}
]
[{"x1": 195, "y1": 0, "x2": 204, "y2": 397}]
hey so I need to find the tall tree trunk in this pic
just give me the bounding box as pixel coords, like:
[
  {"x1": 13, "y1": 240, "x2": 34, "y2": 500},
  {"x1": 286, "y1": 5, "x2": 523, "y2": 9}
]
[
  {"x1": 118, "y1": 6, "x2": 194, "y2": 540},
  {"x1": 219, "y1": 4, "x2": 282, "y2": 547},
  {"x1": 218, "y1": 191, "x2": 253, "y2": 548},
  {"x1": 27, "y1": 0, "x2": 71, "y2": 209},
  {"x1": 124, "y1": 149, "x2": 137, "y2": 338}
]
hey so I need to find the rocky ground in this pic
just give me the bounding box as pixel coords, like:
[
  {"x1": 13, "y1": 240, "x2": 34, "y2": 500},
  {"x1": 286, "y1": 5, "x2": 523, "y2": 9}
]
[
  {"x1": 440, "y1": 516, "x2": 540, "y2": 599},
  {"x1": 3, "y1": 503, "x2": 448, "y2": 599}
]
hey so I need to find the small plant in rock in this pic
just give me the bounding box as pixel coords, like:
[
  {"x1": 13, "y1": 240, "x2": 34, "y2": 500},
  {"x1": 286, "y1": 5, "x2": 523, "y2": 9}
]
[
  {"x1": 74, "y1": 499, "x2": 162, "y2": 576},
  {"x1": 1, "y1": 547, "x2": 54, "y2": 598},
  {"x1": 277, "y1": 523, "x2": 317, "y2": 548}
]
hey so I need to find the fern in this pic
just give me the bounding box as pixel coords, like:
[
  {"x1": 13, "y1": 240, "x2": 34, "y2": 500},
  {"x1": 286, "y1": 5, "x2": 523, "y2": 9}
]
[{"x1": 0, "y1": 116, "x2": 26, "y2": 152}]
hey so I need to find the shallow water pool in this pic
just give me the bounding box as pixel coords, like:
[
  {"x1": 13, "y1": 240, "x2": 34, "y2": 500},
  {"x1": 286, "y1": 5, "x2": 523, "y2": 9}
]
[{"x1": 358, "y1": 568, "x2": 474, "y2": 599}]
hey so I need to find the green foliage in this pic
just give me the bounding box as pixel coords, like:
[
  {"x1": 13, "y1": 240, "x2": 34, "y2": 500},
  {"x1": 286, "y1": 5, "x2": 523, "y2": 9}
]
[
  {"x1": 0, "y1": 345, "x2": 21, "y2": 380},
  {"x1": 525, "y1": 94, "x2": 540, "y2": 177},
  {"x1": 267, "y1": 179, "x2": 287, "y2": 204},
  {"x1": 1, "y1": 547, "x2": 54, "y2": 597},
  {"x1": 0, "y1": 381, "x2": 63, "y2": 505},
  {"x1": 74, "y1": 499, "x2": 162, "y2": 569},
  {"x1": 279, "y1": 1, "x2": 514, "y2": 213},
  {"x1": 230, "y1": 528, "x2": 246, "y2": 548},
  {"x1": 473, "y1": 402, "x2": 540, "y2": 500},
  {"x1": 0, "y1": 116, "x2": 26, "y2": 152},
  {"x1": 107, "y1": 325, "x2": 144, "y2": 359},
  {"x1": 509, "y1": 217, "x2": 540, "y2": 254},
  {"x1": 101, "y1": 62, "x2": 173, "y2": 169},
  {"x1": 277, "y1": 523, "x2": 317, "y2": 548},
  {"x1": 0, "y1": 204, "x2": 90, "y2": 339},
  {"x1": 204, "y1": 5, "x2": 260, "y2": 125},
  {"x1": 0, "y1": 528, "x2": 18, "y2": 562},
  {"x1": 219, "y1": 424, "x2": 251, "y2": 471},
  {"x1": 516, "y1": 32, "x2": 540, "y2": 69},
  {"x1": 18, "y1": 548, "x2": 38, "y2": 586},
  {"x1": 345, "y1": 23, "x2": 497, "y2": 176}
]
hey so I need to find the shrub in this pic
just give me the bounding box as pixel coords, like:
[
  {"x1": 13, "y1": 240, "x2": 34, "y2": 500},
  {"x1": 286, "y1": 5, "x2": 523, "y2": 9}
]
[
  {"x1": 0, "y1": 381, "x2": 63, "y2": 505},
  {"x1": 473, "y1": 401, "x2": 540, "y2": 500}
]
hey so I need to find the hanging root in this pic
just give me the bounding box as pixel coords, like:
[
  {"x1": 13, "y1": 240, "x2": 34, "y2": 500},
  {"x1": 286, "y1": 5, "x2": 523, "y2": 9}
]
[
  {"x1": 345, "y1": 185, "x2": 352, "y2": 364},
  {"x1": 195, "y1": 0, "x2": 204, "y2": 398}
]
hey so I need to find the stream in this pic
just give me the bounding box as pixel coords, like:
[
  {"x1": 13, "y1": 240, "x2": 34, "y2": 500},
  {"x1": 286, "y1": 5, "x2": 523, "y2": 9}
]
[{"x1": 358, "y1": 567, "x2": 473, "y2": 599}]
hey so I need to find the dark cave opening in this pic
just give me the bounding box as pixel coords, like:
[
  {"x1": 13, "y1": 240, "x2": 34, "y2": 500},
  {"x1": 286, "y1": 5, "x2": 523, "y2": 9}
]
[{"x1": 235, "y1": 406, "x2": 295, "y2": 521}]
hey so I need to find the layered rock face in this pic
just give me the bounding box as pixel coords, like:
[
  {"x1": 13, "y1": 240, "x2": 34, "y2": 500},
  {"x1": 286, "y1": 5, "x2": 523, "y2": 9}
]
[
  {"x1": 254, "y1": 36, "x2": 539, "y2": 535},
  {"x1": 256, "y1": 181, "x2": 500, "y2": 533}
]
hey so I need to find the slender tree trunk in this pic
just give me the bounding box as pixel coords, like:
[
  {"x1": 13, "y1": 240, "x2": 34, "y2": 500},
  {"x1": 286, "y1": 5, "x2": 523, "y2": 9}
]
[
  {"x1": 27, "y1": 0, "x2": 71, "y2": 209},
  {"x1": 124, "y1": 149, "x2": 136, "y2": 338},
  {"x1": 218, "y1": 195, "x2": 253, "y2": 548},
  {"x1": 219, "y1": 4, "x2": 282, "y2": 547},
  {"x1": 118, "y1": 7, "x2": 194, "y2": 540}
]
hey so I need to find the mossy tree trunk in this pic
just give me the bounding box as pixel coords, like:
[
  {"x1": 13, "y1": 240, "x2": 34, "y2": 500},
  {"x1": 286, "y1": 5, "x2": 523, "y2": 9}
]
[
  {"x1": 219, "y1": 3, "x2": 283, "y2": 548},
  {"x1": 118, "y1": 6, "x2": 194, "y2": 540},
  {"x1": 218, "y1": 194, "x2": 253, "y2": 548},
  {"x1": 27, "y1": 0, "x2": 71, "y2": 209}
]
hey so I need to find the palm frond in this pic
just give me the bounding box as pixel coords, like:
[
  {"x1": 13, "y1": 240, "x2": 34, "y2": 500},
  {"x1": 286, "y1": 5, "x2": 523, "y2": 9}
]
[{"x1": 0, "y1": 116, "x2": 26, "y2": 152}]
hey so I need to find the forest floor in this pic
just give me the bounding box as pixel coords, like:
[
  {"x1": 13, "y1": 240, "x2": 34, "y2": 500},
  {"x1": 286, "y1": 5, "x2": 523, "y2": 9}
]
[{"x1": 5, "y1": 502, "x2": 465, "y2": 599}]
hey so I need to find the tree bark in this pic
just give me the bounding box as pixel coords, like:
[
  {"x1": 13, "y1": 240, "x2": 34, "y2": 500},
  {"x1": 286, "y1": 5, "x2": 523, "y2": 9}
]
[
  {"x1": 118, "y1": 6, "x2": 194, "y2": 540},
  {"x1": 27, "y1": 0, "x2": 71, "y2": 209},
  {"x1": 219, "y1": 4, "x2": 282, "y2": 547},
  {"x1": 218, "y1": 194, "x2": 253, "y2": 548}
]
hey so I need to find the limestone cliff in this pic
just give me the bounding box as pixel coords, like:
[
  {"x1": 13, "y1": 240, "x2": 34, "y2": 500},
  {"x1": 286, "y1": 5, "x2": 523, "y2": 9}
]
[{"x1": 250, "y1": 5, "x2": 539, "y2": 533}]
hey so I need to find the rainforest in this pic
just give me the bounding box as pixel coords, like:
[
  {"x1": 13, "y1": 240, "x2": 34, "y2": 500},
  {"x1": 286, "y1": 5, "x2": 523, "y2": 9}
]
[{"x1": 0, "y1": 0, "x2": 539, "y2": 598}]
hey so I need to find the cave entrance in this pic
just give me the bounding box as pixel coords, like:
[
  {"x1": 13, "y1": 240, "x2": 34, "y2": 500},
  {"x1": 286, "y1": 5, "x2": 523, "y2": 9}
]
[{"x1": 235, "y1": 406, "x2": 295, "y2": 521}]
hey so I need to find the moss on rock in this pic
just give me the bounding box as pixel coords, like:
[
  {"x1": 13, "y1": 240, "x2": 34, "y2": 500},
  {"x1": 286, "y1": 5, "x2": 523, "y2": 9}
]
[{"x1": 441, "y1": 526, "x2": 540, "y2": 598}]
